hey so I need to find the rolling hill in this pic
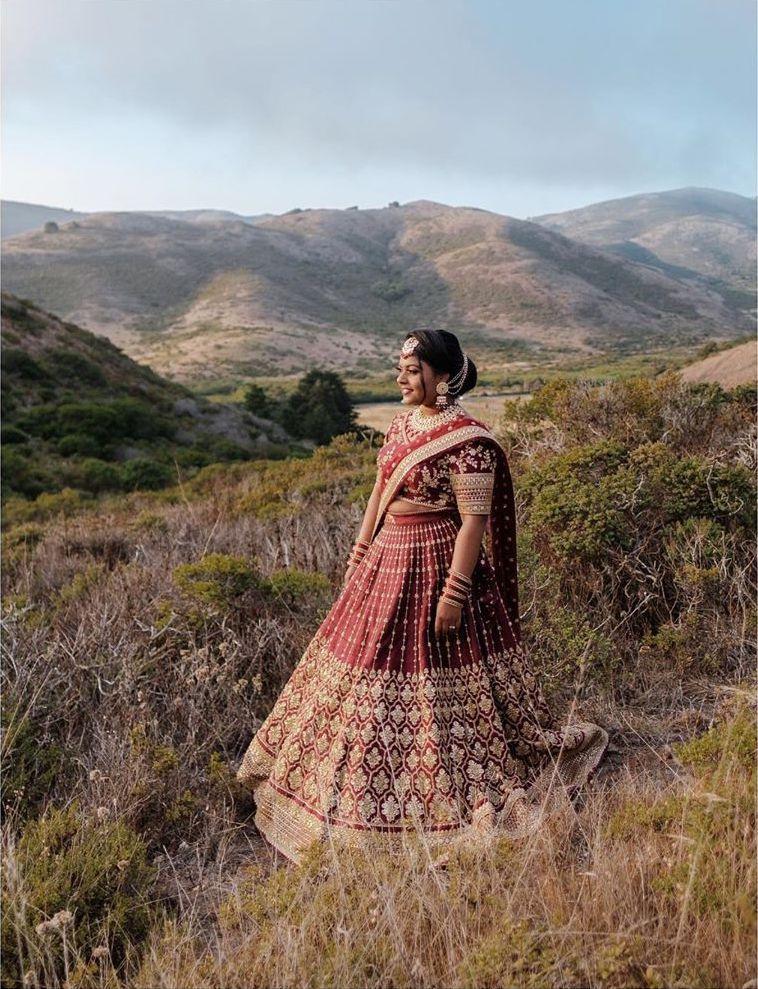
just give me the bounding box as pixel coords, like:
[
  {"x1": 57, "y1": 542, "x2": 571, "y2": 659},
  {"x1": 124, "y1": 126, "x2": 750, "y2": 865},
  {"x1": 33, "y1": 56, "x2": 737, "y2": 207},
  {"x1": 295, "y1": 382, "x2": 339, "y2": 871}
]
[
  {"x1": 1, "y1": 293, "x2": 290, "y2": 501},
  {"x1": 678, "y1": 338, "x2": 757, "y2": 388},
  {"x1": 532, "y1": 187, "x2": 757, "y2": 303},
  {"x1": 2, "y1": 196, "x2": 753, "y2": 384}
]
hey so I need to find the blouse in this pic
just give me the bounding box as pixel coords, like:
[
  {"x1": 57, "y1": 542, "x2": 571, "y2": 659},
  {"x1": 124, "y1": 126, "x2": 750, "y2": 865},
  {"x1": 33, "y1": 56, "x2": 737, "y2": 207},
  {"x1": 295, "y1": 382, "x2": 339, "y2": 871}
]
[{"x1": 376, "y1": 406, "x2": 497, "y2": 515}]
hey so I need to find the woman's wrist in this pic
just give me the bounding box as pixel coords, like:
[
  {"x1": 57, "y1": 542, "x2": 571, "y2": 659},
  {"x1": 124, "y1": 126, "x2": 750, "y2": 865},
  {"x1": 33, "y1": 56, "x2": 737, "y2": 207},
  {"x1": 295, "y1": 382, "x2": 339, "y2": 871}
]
[
  {"x1": 440, "y1": 565, "x2": 472, "y2": 608},
  {"x1": 347, "y1": 537, "x2": 371, "y2": 568}
]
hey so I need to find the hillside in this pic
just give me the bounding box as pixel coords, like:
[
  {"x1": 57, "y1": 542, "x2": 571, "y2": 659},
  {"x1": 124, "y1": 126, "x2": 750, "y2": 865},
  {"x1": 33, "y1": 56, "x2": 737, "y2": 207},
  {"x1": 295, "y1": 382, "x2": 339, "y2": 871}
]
[
  {"x1": 679, "y1": 338, "x2": 757, "y2": 388},
  {"x1": 2, "y1": 373, "x2": 754, "y2": 988},
  {"x1": 532, "y1": 187, "x2": 757, "y2": 302},
  {"x1": 0, "y1": 200, "x2": 274, "y2": 239},
  {"x1": 1, "y1": 293, "x2": 290, "y2": 503},
  {"x1": 2, "y1": 198, "x2": 753, "y2": 384},
  {"x1": 1, "y1": 200, "x2": 90, "y2": 239}
]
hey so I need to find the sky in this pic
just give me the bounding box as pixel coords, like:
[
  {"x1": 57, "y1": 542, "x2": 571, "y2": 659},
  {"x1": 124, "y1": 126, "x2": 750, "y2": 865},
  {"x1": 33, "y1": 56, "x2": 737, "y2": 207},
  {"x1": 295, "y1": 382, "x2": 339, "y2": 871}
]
[{"x1": 2, "y1": 0, "x2": 756, "y2": 219}]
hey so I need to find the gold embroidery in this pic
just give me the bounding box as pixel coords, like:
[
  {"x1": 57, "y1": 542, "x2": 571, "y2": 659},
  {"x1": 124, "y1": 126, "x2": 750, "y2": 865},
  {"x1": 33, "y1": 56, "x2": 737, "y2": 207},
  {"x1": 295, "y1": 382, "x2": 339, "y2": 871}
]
[
  {"x1": 373, "y1": 425, "x2": 502, "y2": 539},
  {"x1": 237, "y1": 632, "x2": 609, "y2": 865},
  {"x1": 451, "y1": 472, "x2": 495, "y2": 514}
]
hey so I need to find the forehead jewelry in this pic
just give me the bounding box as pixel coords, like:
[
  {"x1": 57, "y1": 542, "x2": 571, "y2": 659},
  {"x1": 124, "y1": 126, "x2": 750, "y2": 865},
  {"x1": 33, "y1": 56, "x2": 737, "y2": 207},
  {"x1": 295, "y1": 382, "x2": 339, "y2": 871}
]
[{"x1": 400, "y1": 336, "x2": 419, "y2": 356}]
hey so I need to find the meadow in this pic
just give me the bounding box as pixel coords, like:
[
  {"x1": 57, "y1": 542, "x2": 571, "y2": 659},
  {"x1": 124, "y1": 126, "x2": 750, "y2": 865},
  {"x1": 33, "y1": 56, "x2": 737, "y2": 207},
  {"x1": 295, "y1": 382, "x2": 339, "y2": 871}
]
[{"x1": 2, "y1": 373, "x2": 755, "y2": 988}]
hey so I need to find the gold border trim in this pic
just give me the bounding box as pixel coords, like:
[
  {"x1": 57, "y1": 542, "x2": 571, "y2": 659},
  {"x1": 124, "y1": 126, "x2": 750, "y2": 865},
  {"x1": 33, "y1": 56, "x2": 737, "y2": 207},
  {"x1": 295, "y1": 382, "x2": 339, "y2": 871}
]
[{"x1": 372, "y1": 425, "x2": 501, "y2": 539}]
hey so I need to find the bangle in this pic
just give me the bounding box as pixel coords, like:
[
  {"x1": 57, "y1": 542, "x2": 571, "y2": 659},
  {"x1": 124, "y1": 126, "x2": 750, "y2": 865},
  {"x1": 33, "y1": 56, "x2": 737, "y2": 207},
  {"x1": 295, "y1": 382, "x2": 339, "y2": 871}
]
[
  {"x1": 440, "y1": 594, "x2": 464, "y2": 609},
  {"x1": 442, "y1": 584, "x2": 468, "y2": 601},
  {"x1": 348, "y1": 546, "x2": 368, "y2": 566},
  {"x1": 445, "y1": 578, "x2": 471, "y2": 595},
  {"x1": 443, "y1": 574, "x2": 471, "y2": 593},
  {"x1": 447, "y1": 568, "x2": 472, "y2": 587}
]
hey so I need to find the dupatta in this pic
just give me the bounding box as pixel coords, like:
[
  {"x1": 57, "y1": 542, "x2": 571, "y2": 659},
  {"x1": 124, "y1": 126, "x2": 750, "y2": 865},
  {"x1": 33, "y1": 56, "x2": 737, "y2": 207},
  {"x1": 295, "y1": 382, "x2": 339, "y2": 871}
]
[{"x1": 370, "y1": 413, "x2": 522, "y2": 645}]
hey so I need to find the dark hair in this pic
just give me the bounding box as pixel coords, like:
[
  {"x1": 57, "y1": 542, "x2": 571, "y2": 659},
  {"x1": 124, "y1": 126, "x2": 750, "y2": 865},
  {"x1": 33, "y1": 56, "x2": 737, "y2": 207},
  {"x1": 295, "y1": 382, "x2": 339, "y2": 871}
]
[{"x1": 401, "y1": 329, "x2": 478, "y2": 397}]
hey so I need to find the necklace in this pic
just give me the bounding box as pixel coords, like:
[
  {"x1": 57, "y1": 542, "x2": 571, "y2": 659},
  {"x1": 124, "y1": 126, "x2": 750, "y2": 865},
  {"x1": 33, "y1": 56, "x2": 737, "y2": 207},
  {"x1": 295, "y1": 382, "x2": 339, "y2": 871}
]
[{"x1": 408, "y1": 400, "x2": 463, "y2": 434}]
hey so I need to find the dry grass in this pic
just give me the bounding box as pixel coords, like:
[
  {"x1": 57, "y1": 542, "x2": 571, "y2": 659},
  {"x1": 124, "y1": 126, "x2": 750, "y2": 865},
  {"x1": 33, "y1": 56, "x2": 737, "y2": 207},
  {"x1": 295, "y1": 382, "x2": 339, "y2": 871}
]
[{"x1": 2, "y1": 378, "x2": 755, "y2": 988}]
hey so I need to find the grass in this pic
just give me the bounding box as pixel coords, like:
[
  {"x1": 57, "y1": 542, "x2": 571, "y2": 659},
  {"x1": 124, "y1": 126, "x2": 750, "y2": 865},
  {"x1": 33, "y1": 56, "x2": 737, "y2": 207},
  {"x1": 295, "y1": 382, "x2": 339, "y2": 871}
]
[{"x1": 1, "y1": 374, "x2": 755, "y2": 988}]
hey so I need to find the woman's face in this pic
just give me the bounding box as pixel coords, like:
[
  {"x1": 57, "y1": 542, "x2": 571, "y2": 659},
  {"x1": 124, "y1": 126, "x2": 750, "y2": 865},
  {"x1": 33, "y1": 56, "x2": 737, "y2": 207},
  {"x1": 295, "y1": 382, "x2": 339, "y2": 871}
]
[{"x1": 394, "y1": 353, "x2": 447, "y2": 406}]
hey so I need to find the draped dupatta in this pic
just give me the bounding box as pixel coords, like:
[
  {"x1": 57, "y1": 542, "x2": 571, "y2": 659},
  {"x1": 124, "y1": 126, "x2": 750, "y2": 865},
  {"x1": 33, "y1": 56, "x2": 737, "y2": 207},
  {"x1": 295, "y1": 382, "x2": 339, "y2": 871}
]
[{"x1": 371, "y1": 414, "x2": 522, "y2": 644}]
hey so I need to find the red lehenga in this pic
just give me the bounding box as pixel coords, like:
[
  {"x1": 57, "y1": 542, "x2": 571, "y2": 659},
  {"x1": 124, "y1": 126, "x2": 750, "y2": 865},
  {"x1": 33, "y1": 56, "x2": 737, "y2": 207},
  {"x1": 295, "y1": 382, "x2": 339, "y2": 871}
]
[{"x1": 236, "y1": 402, "x2": 609, "y2": 864}]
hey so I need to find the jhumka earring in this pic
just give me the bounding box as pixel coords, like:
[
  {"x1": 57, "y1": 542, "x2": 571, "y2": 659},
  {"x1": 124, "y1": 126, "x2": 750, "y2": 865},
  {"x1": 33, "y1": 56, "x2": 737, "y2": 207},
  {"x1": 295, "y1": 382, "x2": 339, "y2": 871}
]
[{"x1": 435, "y1": 378, "x2": 450, "y2": 408}]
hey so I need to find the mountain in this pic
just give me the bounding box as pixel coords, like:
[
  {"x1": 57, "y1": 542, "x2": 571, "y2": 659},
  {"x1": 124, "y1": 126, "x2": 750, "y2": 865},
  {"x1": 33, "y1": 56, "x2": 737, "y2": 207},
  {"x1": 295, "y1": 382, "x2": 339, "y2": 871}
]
[
  {"x1": 1, "y1": 200, "x2": 89, "y2": 239},
  {"x1": 1, "y1": 200, "x2": 275, "y2": 239},
  {"x1": 531, "y1": 187, "x2": 757, "y2": 303},
  {"x1": 1, "y1": 293, "x2": 290, "y2": 500},
  {"x1": 2, "y1": 197, "x2": 754, "y2": 384},
  {"x1": 678, "y1": 339, "x2": 757, "y2": 389}
]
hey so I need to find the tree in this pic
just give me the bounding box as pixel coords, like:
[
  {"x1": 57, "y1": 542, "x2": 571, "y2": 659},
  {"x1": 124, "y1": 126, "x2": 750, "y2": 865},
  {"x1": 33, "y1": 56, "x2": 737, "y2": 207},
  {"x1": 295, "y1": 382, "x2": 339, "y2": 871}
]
[
  {"x1": 243, "y1": 383, "x2": 276, "y2": 419},
  {"x1": 43, "y1": 221, "x2": 59, "y2": 233},
  {"x1": 281, "y1": 369, "x2": 357, "y2": 445}
]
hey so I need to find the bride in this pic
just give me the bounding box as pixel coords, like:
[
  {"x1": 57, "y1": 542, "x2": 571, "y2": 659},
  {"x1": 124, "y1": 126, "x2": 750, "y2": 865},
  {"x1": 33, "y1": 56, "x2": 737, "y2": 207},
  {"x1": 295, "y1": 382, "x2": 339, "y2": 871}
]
[{"x1": 236, "y1": 328, "x2": 609, "y2": 863}]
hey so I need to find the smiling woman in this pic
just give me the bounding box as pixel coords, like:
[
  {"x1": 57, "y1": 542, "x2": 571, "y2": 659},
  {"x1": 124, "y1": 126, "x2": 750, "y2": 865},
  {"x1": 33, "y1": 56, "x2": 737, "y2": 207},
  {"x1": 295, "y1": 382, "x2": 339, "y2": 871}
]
[{"x1": 236, "y1": 328, "x2": 609, "y2": 864}]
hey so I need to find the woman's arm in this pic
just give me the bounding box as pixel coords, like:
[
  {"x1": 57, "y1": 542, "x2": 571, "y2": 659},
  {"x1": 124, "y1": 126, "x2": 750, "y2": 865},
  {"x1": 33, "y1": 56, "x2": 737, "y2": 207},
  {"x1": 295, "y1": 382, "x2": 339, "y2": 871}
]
[
  {"x1": 436, "y1": 438, "x2": 496, "y2": 637},
  {"x1": 343, "y1": 474, "x2": 383, "y2": 584},
  {"x1": 434, "y1": 514, "x2": 487, "y2": 637}
]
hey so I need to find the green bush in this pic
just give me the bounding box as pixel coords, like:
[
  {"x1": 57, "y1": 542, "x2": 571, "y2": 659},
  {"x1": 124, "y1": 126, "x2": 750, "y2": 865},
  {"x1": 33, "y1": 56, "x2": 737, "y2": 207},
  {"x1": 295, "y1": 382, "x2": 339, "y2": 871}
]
[
  {"x1": 57, "y1": 433, "x2": 104, "y2": 458},
  {"x1": 173, "y1": 553, "x2": 262, "y2": 611},
  {"x1": 1, "y1": 703, "x2": 66, "y2": 822},
  {"x1": 265, "y1": 568, "x2": 331, "y2": 605},
  {"x1": 2, "y1": 348, "x2": 50, "y2": 381},
  {"x1": 67, "y1": 457, "x2": 123, "y2": 493},
  {"x1": 121, "y1": 458, "x2": 173, "y2": 492},
  {"x1": 1, "y1": 802, "x2": 155, "y2": 988},
  {"x1": 46, "y1": 349, "x2": 107, "y2": 387},
  {"x1": 1, "y1": 425, "x2": 29, "y2": 445}
]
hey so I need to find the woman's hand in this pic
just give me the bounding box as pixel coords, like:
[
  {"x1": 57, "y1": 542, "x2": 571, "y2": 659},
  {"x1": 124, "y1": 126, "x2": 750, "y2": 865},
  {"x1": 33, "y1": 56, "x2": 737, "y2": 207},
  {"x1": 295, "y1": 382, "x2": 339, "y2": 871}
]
[
  {"x1": 343, "y1": 563, "x2": 358, "y2": 586},
  {"x1": 435, "y1": 598, "x2": 462, "y2": 638}
]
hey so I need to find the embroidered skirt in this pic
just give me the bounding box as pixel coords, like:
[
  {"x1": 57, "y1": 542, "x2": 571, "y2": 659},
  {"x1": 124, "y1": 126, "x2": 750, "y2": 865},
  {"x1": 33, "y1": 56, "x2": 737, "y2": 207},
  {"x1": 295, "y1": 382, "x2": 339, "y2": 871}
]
[{"x1": 236, "y1": 509, "x2": 609, "y2": 864}]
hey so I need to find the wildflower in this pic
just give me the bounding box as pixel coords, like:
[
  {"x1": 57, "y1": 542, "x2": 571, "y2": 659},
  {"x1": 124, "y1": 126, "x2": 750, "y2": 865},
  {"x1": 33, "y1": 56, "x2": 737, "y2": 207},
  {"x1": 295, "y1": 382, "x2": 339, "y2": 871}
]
[{"x1": 96, "y1": 806, "x2": 109, "y2": 821}]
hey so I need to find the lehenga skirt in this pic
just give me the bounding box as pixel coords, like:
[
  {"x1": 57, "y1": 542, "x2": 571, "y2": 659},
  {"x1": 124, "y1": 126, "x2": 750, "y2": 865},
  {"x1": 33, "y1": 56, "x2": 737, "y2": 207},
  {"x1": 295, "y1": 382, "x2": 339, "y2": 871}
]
[{"x1": 236, "y1": 509, "x2": 609, "y2": 864}]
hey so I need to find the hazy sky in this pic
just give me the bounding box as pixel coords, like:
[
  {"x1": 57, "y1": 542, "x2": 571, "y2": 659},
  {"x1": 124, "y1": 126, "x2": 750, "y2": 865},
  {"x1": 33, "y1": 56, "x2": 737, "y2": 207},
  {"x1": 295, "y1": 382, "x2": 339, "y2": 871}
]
[{"x1": 2, "y1": 0, "x2": 756, "y2": 218}]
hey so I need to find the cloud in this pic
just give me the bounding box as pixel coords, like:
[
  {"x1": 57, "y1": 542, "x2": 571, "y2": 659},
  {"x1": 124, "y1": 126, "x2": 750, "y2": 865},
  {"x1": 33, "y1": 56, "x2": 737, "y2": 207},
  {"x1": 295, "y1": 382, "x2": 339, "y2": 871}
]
[{"x1": 2, "y1": 0, "x2": 755, "y2": 212}]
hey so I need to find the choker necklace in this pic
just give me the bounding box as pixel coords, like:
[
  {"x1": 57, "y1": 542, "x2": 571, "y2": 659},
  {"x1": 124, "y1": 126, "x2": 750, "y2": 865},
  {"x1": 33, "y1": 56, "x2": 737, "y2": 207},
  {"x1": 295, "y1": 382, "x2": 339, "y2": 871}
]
[{"x1": 408, "y1": 400, "x2": 463, "y2": 433}]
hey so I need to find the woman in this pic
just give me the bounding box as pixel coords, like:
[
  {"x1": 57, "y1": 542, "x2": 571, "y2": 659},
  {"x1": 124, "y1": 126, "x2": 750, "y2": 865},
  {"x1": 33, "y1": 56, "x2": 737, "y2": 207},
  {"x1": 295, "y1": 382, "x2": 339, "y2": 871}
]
[{"x1": 236, "y1": 329, "x2": 609, "y2": 864}]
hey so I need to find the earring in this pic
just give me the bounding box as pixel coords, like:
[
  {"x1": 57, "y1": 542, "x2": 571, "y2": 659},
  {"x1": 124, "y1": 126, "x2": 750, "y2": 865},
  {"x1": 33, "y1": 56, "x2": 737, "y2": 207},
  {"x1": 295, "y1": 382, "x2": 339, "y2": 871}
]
[{"x1": 435, "y1": 380, "x2": 449, "y2": 408}]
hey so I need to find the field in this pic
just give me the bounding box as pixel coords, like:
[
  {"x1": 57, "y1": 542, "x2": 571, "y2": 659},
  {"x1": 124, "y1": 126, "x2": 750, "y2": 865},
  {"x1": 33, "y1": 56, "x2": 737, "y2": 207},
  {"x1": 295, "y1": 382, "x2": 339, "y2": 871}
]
[{"x1": 2, "y1": 373, "x2": 756, "y2": 988}]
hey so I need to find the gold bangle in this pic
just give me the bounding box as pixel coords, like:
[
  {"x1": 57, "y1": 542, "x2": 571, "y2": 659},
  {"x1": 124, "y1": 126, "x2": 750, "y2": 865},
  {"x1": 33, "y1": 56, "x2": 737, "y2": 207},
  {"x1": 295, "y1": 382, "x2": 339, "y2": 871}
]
[
  {"x1": 445, "y1": 578, "x2": 471, "y2": 594},
  {"x1": 447, "y1": 568, "x2": 472, "y2": 586},
  {"x1": 444, "y1": 577, "x2": 470, "y2": 593},
  {"x1": 440, "y1": 595, "x2": 464, "y2": 609},
  {"x1": 441, "y1": 588, "x2": 467, "y2": 603}
]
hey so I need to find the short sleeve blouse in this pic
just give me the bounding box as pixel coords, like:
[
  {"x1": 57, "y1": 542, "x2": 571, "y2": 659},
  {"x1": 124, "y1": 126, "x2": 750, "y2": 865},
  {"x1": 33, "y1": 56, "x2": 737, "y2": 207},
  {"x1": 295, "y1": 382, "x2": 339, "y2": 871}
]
[{"x1": 376, "y1": 409, "x2": 497, "y2": 515}]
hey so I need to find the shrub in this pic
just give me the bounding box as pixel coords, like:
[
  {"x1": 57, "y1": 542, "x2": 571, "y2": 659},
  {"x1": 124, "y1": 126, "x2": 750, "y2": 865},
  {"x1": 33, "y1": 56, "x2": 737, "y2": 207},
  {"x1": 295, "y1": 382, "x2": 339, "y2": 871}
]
[
  {"x1": 1, "y1": 425, "x2": 29, "y2": 445},
  {"x1": 265, "y1": 568, "x2": 331, "y2": 605},
  {"x1": 67, "y1": 458, "x2": 123, "y2": 494},
  {"x1": 1, "y1": 348, "x2": 49, "y2": 381},
  {"x1": 57, "y1": 433, "x2": 104, "y2": 458},
  {"x1": 1, "y1": 802, "x2": 155, "y2": 988},
  {"x1": 1, "y1": 703, "x2": 66, "y2": 822},
  {"x1": 173, "y1": 553, "x2": 262, "y2": 611},
  {"x1": 120, "y1": 459, "x2": 173, "y2": 492},
  {"x1": 47, "y1": 349, "x2": 107, "y2": 387}
]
